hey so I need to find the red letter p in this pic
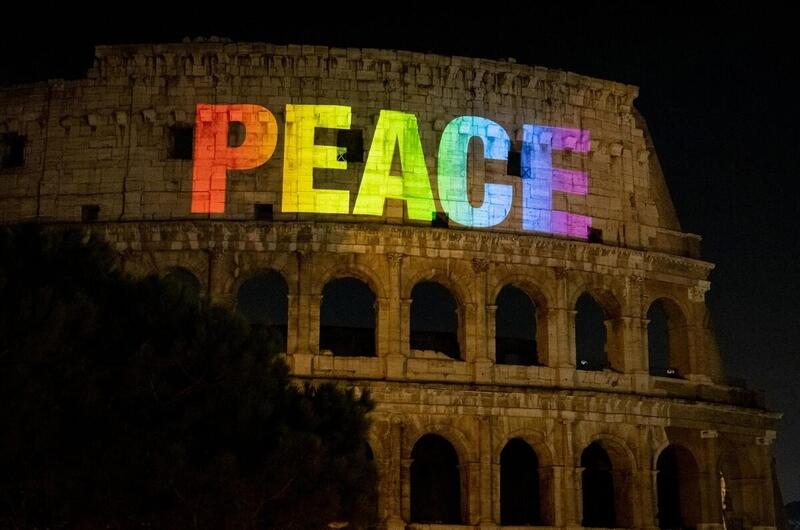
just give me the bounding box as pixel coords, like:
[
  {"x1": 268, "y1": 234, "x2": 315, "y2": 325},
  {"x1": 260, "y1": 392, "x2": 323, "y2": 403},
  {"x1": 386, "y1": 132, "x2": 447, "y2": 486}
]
[{"x1": 191, "y1": 104, "x2": 278, "y2": 213}]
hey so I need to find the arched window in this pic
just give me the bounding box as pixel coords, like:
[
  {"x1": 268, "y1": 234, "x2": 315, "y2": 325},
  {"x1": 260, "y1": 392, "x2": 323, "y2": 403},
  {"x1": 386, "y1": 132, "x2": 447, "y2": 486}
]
[
  {"x1": 657, "y1": 444, "x2": 700, "y2": 529},
  {"x1": 320, "y1": 277, "x2": 376, "y2": 356},
  {"x1": 575, "y1": 293, "x2": 608, "y2": 371},
  {"x1": 581, "y1": 442, "x2": 616, "y2": 528},
  {"x1": 410, "y1": 281, "x2": 461, "y2": 360},
  {"x1": 236, "y1": 270, "x2": 288, "y2": 353},
  {"x1": 500, "y1": 438, "x2": 541, "y2": 525},
  {"x1": 496, "y1": 285, "x2": 538, "y2": 366},
  {"x1": 410, "y1": 434, "x2": 462, "y2": 524},
  {"x1": 648, "y1": 299, "x2": 690, "y2": 377},
  {"x1": 163, "y1": 267, "x2": 202, "y2": 301}
]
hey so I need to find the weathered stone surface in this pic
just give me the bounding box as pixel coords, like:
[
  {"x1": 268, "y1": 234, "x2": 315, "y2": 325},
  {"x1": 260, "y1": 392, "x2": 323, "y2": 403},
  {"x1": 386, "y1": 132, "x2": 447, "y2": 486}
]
[{"x1": 0, "y1": 42, "x2": 779, "y2": 530}]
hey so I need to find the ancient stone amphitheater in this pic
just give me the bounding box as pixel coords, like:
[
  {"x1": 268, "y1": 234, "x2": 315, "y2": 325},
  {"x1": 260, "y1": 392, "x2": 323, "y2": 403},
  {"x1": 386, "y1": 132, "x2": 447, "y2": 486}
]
[{"x1": 0, "y1": 40, "x2": 781, "y2": 530}]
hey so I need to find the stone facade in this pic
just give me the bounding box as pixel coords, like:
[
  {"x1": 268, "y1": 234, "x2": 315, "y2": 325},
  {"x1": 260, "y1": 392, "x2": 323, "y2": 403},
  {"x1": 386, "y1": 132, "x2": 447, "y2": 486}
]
[{"x1": 0, "y1": 41, "x2": 780, "y2": 530}]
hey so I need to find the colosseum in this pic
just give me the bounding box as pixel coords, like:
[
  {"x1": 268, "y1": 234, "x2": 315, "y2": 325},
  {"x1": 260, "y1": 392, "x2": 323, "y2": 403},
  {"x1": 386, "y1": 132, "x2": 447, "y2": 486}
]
[{"x1": 0, "y1": 40, "x2": 782, "y2": 529}]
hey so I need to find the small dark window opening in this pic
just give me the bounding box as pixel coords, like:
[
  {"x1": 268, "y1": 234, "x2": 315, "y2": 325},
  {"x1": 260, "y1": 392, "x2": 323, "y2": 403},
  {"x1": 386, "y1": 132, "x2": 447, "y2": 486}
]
[
  {"x1": 648, "y1": 301, "x2": 671, "y2": 377},
  {"x1": 507, "y1": 150, "x2": 521, "y2": 177},
  {"x1": 0, "y1": 133, "x2": 26, "y2": 169},
  {"x1": 575, "y1": 293, "x2": 608, "y2": 371},
  {"x1": 168, "y1": 125, "x2": 193, "y2": 160},
  {"x1": 254, "y1": 203, "x2": 273, "y2": 221},
  {"x1": 410, "y1": 434, "x2": 462, "y2": 524},
  {"x1": 319, "y1": 277, "x2": 376, "y2": 357},
  {"x1": 581, "y1": 442, "x2": 616, "y2": 528},
  {"x1": 495, "y1": 285, "x2": 538, "y2": 366},
  {"x1": 588, "y1": 227, "x2": 603, "y2": 243},
  {"x1": 431, "y1": 212, "x2": 449, "y2": 228},
  {"x1": 500, "y1": 438, "x2": 541, "y2": 525},
  {"x1": 81, "y1": 204, "x2": 100, "y2": 223},
  {"x1": 410, "y1": 281, "x2": 461, "y2": 360},
  {"x1": 336, "y1": 128, "x2": 364, "y2": 162},
  {"x1": 236, "y1": 271, "x2": 289, "y2": 354}
]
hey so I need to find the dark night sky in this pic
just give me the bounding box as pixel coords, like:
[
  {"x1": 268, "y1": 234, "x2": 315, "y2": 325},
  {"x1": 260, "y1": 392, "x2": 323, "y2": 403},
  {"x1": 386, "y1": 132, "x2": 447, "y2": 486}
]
[{"x1": 2, "y1": 2, "x2": 798, "y2": 502}]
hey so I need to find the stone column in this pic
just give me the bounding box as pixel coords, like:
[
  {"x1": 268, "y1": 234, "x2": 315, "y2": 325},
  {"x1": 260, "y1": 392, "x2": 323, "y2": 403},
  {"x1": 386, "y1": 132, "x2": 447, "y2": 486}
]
[
  {"x1": 384, "y1": 417, "x2": 405, "y2": 530},
  {"x1": 478, "y1": 416, "x2": 494, "y2": 524},
  {"x1": 293, "y1": 250, "x2": 313, "y2": 375},
  {"x1": 385, "y1": 253, "x2": 406, "y2": 379},
  {"x1": 560, "y1": 419, "x2": 581, "y2": 527},
  {"x1": 698, "y1": 430, "x2": 724, "y2": 530},
  {"x1": 552, "y1": 268, "x2": 576, "y2": 386},
  {"x1": 206, "y1": 248, "x2": 232, "y2": 307},
  {"x1": 472, "y1": 258, "x2": 492, "y2": 382}
]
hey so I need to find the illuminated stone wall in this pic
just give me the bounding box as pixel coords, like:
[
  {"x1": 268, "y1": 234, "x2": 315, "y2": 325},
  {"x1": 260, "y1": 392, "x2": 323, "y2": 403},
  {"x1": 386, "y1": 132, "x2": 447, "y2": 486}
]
[
  {"x1": 0, "y1": 42, "x2": 780, "y2": 530},
  {"x1": 0, "y1": 41, "x2": 693, "y2": 255}
]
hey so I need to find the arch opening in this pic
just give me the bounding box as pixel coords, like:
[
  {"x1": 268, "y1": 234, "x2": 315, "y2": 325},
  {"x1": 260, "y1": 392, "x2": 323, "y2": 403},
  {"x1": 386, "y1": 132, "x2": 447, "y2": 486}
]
[
  {"x1": 656, "y1": 444, "x2": 700, "y2": 530},
  {"x1": 581, "y1": 442, "x2": 616, "y2": 528},
  {"x1": 320, "y1": 277, "x2": 376, "y2": 356},
  {"x1": 500, "y1": 438, "x2": 541, "y2": 525},
  {"x1": 648, "y1": 299, "x2": 690, "y2": 378},
  {"x1": 495, "y1": 285, "x2": 539, "y2": 366},
  {"x1": 236, "y1": 270, "x2": 288, "y2": 353},
  {"x1": 410, "y1": 281, "x2": 461, "y2": 360},
  {"x1": 410, "y1": 434, "x2": 462, "y2": 524},
  {"x1": 576, "y1": 293, "x2": 608, "y2": 371},
  {"x1": 163, "y1": 267, "x2": 202, "y2": 302}
]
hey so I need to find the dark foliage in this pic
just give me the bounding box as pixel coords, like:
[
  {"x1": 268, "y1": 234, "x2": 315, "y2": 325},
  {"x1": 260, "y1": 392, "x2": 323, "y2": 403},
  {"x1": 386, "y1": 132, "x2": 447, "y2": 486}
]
[{"x1": 0, "y1": 224, "x2": 376, "y2": 529}]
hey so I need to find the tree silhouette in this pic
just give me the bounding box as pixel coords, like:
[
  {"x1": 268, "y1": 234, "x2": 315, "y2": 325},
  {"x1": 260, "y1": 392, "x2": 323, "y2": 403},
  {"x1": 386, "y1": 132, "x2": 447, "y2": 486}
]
[{"x1": 0, "y1": 224, "x2": 377, "y2": 529}]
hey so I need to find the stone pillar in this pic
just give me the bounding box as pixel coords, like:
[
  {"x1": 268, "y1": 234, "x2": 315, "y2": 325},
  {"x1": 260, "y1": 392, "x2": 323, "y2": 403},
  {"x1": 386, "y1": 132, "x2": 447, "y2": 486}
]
[
  {"x1": 376, "y1": 297, "x2": 390, "y2": 358},
  {"x1": 478, "y1": 416, "x2": 493, "y2": 524},
  {"x1": 466, "y1": 461, "x2": 481, "y2": 525},
  {"x1": 384, "y1": 417, "x2": 405, "y2": 530},
  {"x1": 206, "y1": 248, "x2": 232, "y2": 306},
  {"x1": 637, "y1": 426, "x2": 658, "y2": 529},
  {"x1": 400, "y1": 298, "x2": 412, "y2": 358},
  {"x1": 560, "y1": 420, "x2": 581, "y2": 527},
  {"x1": 552, "y1": 269, "x2": 576, "y2": 387},
  {"x1": 293, "y1": 250, "x2": 313, "y2": 375},
  {"x1": 486, "y1": 304, "x2": 498, "y2": 363},
  {"x1": 386, "y1": 253, "x2": 406, "y2": 379},
  {"x1": 699, "y1": 430, "x2": 724, "y2": 530},
  {"x1": 472, "y1": 258, "x2": 492, "y2": 382}
]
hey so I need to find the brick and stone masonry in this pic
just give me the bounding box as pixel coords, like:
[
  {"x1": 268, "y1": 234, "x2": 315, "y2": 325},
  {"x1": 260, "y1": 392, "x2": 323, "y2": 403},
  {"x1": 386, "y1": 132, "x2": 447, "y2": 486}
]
[{"x1": 0, "y1": 40, "x2": 781, "y2": 529}]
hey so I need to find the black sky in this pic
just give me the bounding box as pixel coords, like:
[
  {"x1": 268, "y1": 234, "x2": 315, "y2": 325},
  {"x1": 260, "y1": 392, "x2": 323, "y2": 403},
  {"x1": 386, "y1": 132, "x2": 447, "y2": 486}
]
[{"x1": 2, "y1": 2, "x2": 798, "y2": 502}]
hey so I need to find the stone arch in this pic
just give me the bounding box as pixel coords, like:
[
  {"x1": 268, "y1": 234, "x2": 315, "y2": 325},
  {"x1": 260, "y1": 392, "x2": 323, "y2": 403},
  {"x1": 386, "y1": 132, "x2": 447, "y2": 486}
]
[
  {"x1": 162, "y1": 266, "x2": 203, "y2": 300},
  {"x1": 313, "y1": 260, "x2": 388, "y2": 300},
  {"x1": 405, "y1": 423, "x2": 476, "y2": 465},
  {"x1": 409, "y1": 279, "x2": 464, "y2": 360},
  {"x1": 655, "y1": 443, "x2": 701, "y2": 529},
  {"x1": 319, "y1": 276, "x2": 377, "y2": 356},
  {"x1": 579, "y1": 434, "x2": 636, "y2": 529},
  {"x1": 235, "y1": 269, "x2": 289, "y2": 353},
  {"x1": 495, "y1": 429, "x2": 556, "y2": 468},
  {"x1": 647, "y1": 297, "x2": 690, "y2": 378},
  {"x1": 488, "y1": 274, "x2": 551, "y2": 311},
  {"x1": 572, "y1": 285, "x2": 624, "y2": 372},
  {"x1": 494, "y1": 284, "x2": 540, "y2": 366},
  {"x1": 498, "y1": 437, "x2": 549, "y2": 526},
  {"x1": 490, "y1": 274, "x2": 552, "y2": 366},
  {"x1": 227, "y1": 255, "x2": 299, "y2": 301},
  {"x1": 408, "y1": 433, "x2": 464, "y2": 524},
  {"x1": 402, "y1": 265, "x2": 475, "y2": 307}
]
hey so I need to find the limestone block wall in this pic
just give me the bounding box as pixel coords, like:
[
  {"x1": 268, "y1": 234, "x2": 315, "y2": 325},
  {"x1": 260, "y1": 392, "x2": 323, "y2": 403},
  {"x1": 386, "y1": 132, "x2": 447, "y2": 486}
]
[
  {"x1": 0, "y1": 41, "x2": 780, "y2": 530},
  {"x1": 1, "y1": 42, "x2": 695, "y2": 256}
]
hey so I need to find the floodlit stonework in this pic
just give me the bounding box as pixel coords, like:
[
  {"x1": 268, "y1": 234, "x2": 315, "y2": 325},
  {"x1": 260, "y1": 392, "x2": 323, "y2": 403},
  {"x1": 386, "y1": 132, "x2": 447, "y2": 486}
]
[{"x1": 0, "y1": 40, "x2": 781, "y2": 530}]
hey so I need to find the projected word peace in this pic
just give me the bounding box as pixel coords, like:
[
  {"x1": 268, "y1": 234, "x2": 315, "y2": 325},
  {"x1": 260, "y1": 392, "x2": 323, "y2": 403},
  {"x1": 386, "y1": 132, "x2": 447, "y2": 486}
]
[{"x1": 191, "y1": 104, "x2": 591, "y2": 239}]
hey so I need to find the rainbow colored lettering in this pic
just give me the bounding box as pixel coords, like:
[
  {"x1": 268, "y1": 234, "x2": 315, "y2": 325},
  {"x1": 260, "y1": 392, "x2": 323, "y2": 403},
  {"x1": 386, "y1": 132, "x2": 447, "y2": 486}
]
[{"x1": 190, "y1": 104, "x2": 592, "y2": 239}]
